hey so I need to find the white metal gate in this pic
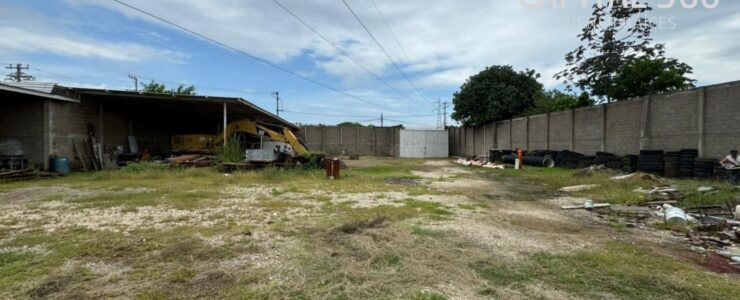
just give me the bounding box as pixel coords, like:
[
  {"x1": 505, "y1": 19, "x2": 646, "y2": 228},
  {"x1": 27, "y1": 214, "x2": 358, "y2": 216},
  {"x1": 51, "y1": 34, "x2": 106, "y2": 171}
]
[{"x1": 399, "y1": 130, "x2": 449, "y2": 158}]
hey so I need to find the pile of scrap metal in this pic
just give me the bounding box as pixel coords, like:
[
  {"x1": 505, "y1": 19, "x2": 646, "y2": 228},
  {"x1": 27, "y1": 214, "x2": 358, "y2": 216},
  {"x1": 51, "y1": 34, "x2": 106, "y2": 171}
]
[
  {"x1": 561, "y1": 187, "x2": 740, "y2": 271},
  {"x1": 454, "y1": 157, "x2": 506, "y2": 169}
]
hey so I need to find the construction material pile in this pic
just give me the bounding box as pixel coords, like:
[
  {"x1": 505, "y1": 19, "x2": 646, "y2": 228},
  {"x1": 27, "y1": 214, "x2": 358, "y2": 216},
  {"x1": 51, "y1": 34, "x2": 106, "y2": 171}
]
[
  {"x1": 560, "y1": 183, "x2": 740, "y2": 272},
  {"x1": 454, "y1": 158, "x2": 506, "y2": 169}
]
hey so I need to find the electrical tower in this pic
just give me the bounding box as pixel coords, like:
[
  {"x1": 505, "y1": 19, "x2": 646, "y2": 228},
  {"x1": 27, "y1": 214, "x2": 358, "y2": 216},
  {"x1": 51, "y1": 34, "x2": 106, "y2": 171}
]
[
  {"x1": 4, "y1": 64, "x2": 34, "y2": 82},
  {"x1": 443, "y1": 102, "x2": 450, "y2": 128}
]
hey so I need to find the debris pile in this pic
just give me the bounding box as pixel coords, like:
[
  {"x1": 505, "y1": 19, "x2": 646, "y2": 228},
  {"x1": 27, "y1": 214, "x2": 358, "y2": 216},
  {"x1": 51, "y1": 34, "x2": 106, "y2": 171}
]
[
  {"x1": 454, "y1": 157, "x2": 507, "y2": 169},
  {"x1": 561, "y1": 186, "x2": 740, "y2": 272},
  {"x1": 166, "y1": 154, "x2": 216, "y2": 168}
]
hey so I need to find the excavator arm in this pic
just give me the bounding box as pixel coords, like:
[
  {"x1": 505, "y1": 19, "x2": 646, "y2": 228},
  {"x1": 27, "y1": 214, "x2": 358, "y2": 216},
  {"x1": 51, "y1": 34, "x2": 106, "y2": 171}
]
[{"x1": 256, "y1": 125, "x2": 310, "y2": 156}]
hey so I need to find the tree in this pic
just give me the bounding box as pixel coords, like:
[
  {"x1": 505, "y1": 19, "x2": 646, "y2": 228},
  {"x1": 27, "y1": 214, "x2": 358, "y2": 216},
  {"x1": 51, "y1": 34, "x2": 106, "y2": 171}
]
[
  {"x1": 608, "y1": 58, "x2": 695, "y2": 100},
  {"x1": 142, "y1": 80, "x2": 197, "y2": 95},
  {"x1": 452, "y1": 66, "x2": 543, "y2": 126},
  {"x1": 336, "y1": 122, "x2": 365, "y2": 127},
  {"x1": 527, "y1": 90, "x2": 593, "y2": 115},
  {"x1": 555, "y1": 0, "x2": 693, "y2": 102}
]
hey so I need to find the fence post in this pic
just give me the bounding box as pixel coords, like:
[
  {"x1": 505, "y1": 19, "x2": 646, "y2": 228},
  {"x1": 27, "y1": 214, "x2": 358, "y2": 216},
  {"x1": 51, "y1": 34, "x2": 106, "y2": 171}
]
[
  {"x1": 601, "y1": 105, "x2": 607, "y2": 152},
  {"x1": 697, "y1": 88, "x2": 706, "y2": 158},
  {"x1": 569, "y1": 109, "x2": 575, "y2": 151},
  {"x1": 509, "y1": 119, "x2": 513, "y2": 150},
  {"x1": 493, "y1": 122, "x2": 498, "y2": 149},
  {"x1": 525, "y1": 116, "x2": 530, "y2": 150},
  {"x1": 321, "y1": 126, "x2": 326, "y2": 153},
  {"x1": 639, "y1": 96, "x2": 651, "y2": 150},
  {"x1": 545, "y1": 112, "x2": 551, "y2": 150}
]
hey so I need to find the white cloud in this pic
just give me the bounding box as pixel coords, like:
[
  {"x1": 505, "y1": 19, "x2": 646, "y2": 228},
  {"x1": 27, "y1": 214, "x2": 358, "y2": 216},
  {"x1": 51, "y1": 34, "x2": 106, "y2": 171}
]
[
  {"x1": 0, "y1": 27, "x2": 187, "y2": 63},
  {"x1": 74, "y1": 0, "x2": 740, "y2": 91}
]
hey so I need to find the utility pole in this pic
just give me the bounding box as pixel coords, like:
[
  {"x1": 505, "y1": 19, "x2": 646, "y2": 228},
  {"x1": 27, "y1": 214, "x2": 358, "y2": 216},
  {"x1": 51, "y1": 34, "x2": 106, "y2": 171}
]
[
  {"x1": 128, "y1": 74, "x2": 139, "y2": 92},
  {"x1": 272, "y1": 92, "x2": 282, "y2": 117},
  {"x1": 380, "y1": 113, "x2": 384, "y2": 127},
  {"x1": 436, "y1": 97, "x2": 442, "y2": 129},
  {"x1": 443, "y1": 102, "x2": 450, "y2": 128},
  {"x1": 4, "y1": 64, "x2": 34, "y2": 82}
]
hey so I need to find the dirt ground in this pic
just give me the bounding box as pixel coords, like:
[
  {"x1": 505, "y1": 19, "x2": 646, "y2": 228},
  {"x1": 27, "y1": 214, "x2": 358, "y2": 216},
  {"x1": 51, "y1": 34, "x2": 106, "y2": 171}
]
[{"x1": 0, "y1": 158, "x2": 738, "y2": 299}]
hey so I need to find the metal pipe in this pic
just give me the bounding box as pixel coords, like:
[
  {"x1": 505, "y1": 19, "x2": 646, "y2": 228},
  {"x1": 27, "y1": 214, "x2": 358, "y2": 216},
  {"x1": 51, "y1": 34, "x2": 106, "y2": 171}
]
[{"x1": 502, "y1": 155, "x2": 555, "y2": 168}]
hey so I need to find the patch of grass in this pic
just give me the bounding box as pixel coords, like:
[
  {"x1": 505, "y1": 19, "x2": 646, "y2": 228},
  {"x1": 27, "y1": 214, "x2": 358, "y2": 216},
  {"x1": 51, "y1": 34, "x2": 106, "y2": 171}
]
[
  {"x1": 474, "y1": 242, "x2": 740, "y2": 299},
  {"x1": 122, "y1": 162, "x2": 170, "y2": 172},
  {"x1": 485, "y1": 167, "x2": 740, "y2": 206},
  {"x1": 370, "y1": 253, "x2": 402, "y2": 270},
  {"x1": 409, "y1": 291, "x2": 448, "y2": 300},
  {"x1": 411, "y1": 226, "x2": 445, "y2": 239},
  {"x1": 400, "y1": 199, "x2": 453, "y2": 216}
]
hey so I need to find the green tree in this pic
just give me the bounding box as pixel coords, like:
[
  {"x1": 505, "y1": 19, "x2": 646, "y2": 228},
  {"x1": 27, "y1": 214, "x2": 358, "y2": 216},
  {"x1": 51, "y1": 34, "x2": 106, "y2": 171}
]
[
  {"x1": 452, "y1": 65, "x2": 543, "y2": 126},
  {"x1": 142, "y1": 80, "x2": 197, "y2": 95},
  {"x1": 608, "y1": 58, "x2": 695, "y2": 100},
  {"x1": 336, "y1": 122, "x2": 365, "y2": 127},
  {"x1": 555, "y1": 0, "x2": 692, "y2": 102},
  {"x1": 527, "y1": 90, "x2": 593, "y2": 115}
]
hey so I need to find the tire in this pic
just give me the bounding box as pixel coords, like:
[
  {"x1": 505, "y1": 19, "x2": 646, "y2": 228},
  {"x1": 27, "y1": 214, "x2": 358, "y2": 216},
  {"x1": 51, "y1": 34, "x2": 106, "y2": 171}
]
[{"x1": 639, "y1": 154, "x2": 664, "y2": 162}]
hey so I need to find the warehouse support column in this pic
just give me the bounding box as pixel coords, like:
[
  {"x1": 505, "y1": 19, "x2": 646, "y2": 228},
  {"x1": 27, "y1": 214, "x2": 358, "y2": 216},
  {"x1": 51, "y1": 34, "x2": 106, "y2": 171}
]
[{"x1": 223, "y1": 101, "x2": 228, "y2": 146}]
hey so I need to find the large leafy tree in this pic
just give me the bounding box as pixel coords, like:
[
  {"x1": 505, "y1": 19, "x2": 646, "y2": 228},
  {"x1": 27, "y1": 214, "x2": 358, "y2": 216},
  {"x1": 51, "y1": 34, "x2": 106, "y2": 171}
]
[
  {"x1": 527, "y1": 90, "x2": 593, "y2": 115},
  {"x1": 142, "y1": 80, "x2": 197, "y2": 95},
  {"x1": 555, "y1": 0, "x2": 693, "y2": 102},
  {"x1": 608, "y1": 58, "x2": 695, "y2": 100},
  {"x1": 452, "y1": 66, "x2": 543, "y2": 126}
]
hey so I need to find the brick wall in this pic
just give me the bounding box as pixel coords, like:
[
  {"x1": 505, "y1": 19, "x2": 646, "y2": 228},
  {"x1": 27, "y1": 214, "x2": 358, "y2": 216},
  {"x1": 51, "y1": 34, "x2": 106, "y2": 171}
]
[
  {"x1": 299, "y1": 125, "x2": 400, "y2": 156},
  {"x1": 448, "y1": 80, "x2": 740, "y2": 159},
  {"x1": 0, "y1": 96, "x2": 44, "y2": 167}
]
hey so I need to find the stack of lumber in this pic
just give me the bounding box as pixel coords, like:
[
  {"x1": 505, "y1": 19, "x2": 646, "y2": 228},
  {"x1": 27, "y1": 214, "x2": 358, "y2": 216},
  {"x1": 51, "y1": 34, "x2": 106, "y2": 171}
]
[
  {"x1": 0, "y1": 169, "x2": 36, "y2": 181},
  {"x1": 167, "y1": 155, "x2": 216, "y2": 168}
]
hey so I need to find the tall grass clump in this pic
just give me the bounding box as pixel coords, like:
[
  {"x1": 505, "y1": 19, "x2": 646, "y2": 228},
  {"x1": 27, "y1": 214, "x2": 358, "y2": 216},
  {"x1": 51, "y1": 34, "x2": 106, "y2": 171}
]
[{"x1": 215, "y1": 137, "x2": 244, "y2": 163}]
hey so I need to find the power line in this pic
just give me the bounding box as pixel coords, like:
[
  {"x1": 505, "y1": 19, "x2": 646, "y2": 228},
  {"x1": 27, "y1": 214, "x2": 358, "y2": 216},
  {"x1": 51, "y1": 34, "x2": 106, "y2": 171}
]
[
  {"x1": 271, "y1": 0, "x2": 420, "y2": 106},
  {"x1": 282, "y1": 109, "x2": 436, "y2": 119},
  {"x1": 341, "y1": 0, "x2": 432, "y2": 105},
  {"x1": 369, "y1": 0, "x2": 411, "y2": 62},
  {"x1": 111, "y1": 0, "x2": 403, "y2": 114}
]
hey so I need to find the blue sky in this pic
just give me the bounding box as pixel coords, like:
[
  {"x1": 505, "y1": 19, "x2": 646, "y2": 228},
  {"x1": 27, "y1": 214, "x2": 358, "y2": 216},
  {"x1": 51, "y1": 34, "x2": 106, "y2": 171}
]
[{"x1": 2, "y1": 0, "x2": 739, "y2": 128}]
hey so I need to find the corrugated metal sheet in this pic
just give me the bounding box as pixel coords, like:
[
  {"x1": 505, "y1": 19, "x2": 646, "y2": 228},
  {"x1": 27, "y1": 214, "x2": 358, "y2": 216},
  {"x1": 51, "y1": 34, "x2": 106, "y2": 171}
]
[
  {"x1": 2, "y1": 82, "x2": 57, "y2": 94},
  {"x1": 399, "y1": 130, "x2": 449, "y2": 158}
]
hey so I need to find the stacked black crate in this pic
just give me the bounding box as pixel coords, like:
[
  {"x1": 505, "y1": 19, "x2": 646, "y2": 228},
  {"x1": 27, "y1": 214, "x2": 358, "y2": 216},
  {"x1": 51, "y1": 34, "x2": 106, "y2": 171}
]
[
  {"x1": 693, "y1": 159, "x2": 716, "y2": 179},
  {"x1": 622, "y1": 155, "x2": 638, "y2": 173},
  {"x1": 679, "y1": 149, "x2": 698, "y2": 178},
  {"x1": 663, "y1": 151, "x2": 681, "y2": 178},
  {"x1": 637, "y1": 150, "x2": 664, "y2": 175}
]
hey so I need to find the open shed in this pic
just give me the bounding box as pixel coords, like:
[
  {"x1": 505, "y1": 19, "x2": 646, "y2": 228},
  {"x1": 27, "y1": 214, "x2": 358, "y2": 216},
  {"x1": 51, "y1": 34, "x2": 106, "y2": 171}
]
[{"x1": 0, "y1": 83, "x2": 296, "y2": 170}]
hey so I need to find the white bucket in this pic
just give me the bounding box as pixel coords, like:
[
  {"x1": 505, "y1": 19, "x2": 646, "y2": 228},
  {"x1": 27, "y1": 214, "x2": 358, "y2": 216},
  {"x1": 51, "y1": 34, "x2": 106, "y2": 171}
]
[{"x1": 664, "y1": 205, "x2": 688, "y2": 227}]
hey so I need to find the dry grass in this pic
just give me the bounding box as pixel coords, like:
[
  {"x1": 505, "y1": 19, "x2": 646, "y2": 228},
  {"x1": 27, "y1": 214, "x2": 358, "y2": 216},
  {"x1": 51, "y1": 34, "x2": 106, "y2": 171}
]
[{"x1": 1, "y1": 158, "x2": 739, "y2": 299}]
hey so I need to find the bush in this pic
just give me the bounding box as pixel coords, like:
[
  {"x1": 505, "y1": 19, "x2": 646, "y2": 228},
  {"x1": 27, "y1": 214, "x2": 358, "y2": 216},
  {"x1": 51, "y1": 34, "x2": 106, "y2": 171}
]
[{"x1": 215, "y1": 137, "x2": 244, "y2": 163}]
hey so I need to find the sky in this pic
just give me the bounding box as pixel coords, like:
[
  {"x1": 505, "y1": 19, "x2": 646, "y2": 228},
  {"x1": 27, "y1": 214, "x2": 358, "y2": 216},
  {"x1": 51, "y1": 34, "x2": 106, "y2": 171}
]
[{"x1": 1, "y1": 0, "x2": 739, "y2": 128}]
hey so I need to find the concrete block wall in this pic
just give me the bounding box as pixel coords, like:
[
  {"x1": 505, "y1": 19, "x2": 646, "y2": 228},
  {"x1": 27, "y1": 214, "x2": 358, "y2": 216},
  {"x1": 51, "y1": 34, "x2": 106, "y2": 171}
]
[
  {"x1": 511, "y1": 118, "x2": 527, "y2": 150},
  {"x1": 605, "y1": 99, "x2": 642, "y2": 155},
  {"x1": 573, "y1": 106, "x2": 604, "y2": 154},
  {"x1": 496, "y1": 120, "x2": 511, "y2": 150},
  {"x1": 447, "y1": 80, "x2": 740, "y2": 159},
  {"x1": 648, "y1": 91, "x2": 698, "y2": 151},
  {"x1": 299, "y1": 125, "x2": 400, "y2": 156},
  {"x1": 548, "y1": 110, "x2": 572, "y2": 151},
  {"x1": 528, "y1": 115, "x2": 548, "y2": 150},
  {"x1": 704, "y1": 83, "x2": 740, "y2": 158},
  {"x1": 0, "y1": 97, "x2": 44, "y2": 167}
]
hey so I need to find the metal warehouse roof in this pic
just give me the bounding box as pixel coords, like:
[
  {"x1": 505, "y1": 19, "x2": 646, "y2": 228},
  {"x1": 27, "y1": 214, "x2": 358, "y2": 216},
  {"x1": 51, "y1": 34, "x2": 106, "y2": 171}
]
[
  {"x1": 0, "y1": 82, "x2": 79, "y2": 103},
  {"x1": 2, "y1": 81, "x2": 58, "y2": 94},
  {"x1": 67, "y1": 88, "x2": 298, "y2": 130}
]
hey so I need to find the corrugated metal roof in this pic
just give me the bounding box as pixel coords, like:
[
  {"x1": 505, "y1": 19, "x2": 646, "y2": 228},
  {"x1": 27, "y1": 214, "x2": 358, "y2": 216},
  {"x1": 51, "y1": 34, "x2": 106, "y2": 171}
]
[
  {"x1": 0, "y1": 83, "x2": 79, "y2": 103},
  {"x1": 2, "y1": 81, "x2": 57, "y2": 94}
]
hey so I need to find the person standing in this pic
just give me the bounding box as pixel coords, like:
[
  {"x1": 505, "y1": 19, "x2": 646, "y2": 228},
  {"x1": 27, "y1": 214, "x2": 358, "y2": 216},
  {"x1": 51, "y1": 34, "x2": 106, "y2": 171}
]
[{"x1": 720, "y1": 150, "x2": 740, "y2": 184}]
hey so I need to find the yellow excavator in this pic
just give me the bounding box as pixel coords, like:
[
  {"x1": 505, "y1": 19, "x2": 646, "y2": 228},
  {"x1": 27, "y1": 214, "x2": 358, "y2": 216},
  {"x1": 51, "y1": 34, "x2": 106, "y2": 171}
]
[{"x1": 171, "y1": 120, "x2": 309, "y2": 155}]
